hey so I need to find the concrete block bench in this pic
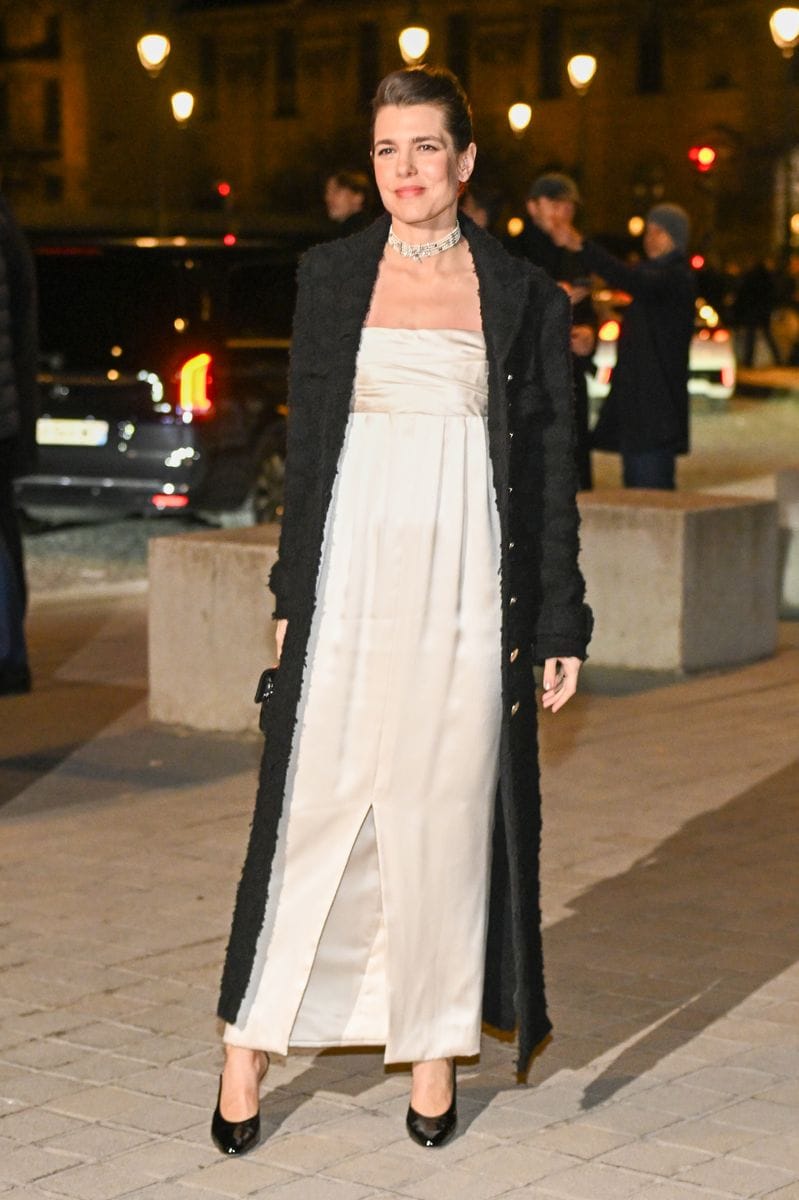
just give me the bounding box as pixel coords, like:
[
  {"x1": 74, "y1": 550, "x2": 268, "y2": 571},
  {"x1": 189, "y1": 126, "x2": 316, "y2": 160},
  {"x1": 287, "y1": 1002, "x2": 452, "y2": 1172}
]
[
  {"x1": 577, "y1": 489, "x2": 779, "y2": 671},
  {"x1": 698, "y1": 466, "x2": 799, "y2": 616},
  {"x1": 149, "y1": 524, "x2": 279, "y2": 733}
]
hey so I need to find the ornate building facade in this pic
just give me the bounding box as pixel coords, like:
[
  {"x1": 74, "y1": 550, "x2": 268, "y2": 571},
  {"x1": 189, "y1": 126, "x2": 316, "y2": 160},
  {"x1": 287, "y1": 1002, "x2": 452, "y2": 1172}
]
[{"x1": 1, "y1": 0, "x2": 795, "y2": 259}]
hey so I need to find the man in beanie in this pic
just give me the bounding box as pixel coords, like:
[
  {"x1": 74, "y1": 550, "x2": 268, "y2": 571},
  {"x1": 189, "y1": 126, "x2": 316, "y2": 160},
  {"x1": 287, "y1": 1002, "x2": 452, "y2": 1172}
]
[
  {"x1": 507, "y1": 172, "x2": 595, "y2": 489},
  {"x1": 552, "y1": 202, "x2": 695, "y2": 490}
]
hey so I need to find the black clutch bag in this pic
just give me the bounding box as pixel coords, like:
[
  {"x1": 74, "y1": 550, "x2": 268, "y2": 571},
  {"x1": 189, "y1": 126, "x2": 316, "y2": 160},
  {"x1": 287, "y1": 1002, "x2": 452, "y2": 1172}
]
[{"x1": 254, "y1": 667, "x2": 277, "y2": 734}]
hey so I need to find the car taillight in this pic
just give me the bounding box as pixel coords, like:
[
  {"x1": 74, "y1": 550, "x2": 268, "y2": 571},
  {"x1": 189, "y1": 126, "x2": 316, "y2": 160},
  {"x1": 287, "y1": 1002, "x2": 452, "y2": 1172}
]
[
  {"x1": 596, "y1": 366, "x2": 613, "y2": 385},
  {"x1": 712, "y1": 329, "x2": 730, "y2": 343},
  {"x1": 179, "y1": 353, "x2": 213, "y2": 416},
  {"x1": 721, "y1": 365, "x2": 735, "y2": 388},
  {"x1": 598, "y1": 319, "x2": 621, "y2": 342},
  {"x1": 151, "y1": 493, "x2": 190, "y2": 510}
]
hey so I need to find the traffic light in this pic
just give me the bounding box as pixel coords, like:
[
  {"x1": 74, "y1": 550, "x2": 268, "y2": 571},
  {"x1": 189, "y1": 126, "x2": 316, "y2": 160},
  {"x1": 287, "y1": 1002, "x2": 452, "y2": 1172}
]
[{"x1": 688, "y1": 145, "x2": 717, "y2": 173}]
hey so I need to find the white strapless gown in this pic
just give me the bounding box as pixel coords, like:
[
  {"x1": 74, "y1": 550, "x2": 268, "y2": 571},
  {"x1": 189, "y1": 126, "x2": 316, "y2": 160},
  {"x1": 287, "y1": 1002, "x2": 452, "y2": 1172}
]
[{"x1": 225, "y1": 328, "x2": 503, "y2": 1063}]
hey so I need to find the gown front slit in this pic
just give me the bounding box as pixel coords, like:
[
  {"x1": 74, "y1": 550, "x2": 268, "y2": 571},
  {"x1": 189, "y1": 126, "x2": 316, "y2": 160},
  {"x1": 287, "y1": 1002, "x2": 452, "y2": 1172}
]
[{"x1": 224, "y1": 327, "x2": 503, "y2": 1064}]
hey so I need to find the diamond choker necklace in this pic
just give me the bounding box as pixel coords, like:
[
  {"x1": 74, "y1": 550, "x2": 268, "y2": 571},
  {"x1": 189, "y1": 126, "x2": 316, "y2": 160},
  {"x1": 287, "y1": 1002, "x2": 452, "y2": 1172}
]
[{"x1": 388, "y1": 222, "x2": 461, "y2": 263}]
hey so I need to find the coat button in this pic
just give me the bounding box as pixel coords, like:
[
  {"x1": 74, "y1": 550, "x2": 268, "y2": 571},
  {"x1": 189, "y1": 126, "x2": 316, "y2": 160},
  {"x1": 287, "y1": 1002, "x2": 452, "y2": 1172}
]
[
  {"x1": 509, "y1": 647, "x2": 519, "y2": 663},
  {"x1": 508, "y1": 486, "x2": 513, "y2": 494},
  {"x1": 507, "y1": 372, "x2": 514, "y2": 382},
  {"x1": 508, "y1": 540, "x2": 515, "y2": 550},
  {"x1": 510, "y1": 701, "x2": 520, "y2": 717},
  {"x1": 509, "y1": 431, "x2": 514, "y2": 440},
  {"x1": 509, "y1": 595, "x2": 517, "y2": 606}
]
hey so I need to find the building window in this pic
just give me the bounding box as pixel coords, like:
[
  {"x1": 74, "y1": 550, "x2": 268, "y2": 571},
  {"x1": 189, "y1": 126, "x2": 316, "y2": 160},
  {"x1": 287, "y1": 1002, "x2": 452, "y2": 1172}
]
[
  {"x1": 357, "y1": 21, "x2": 379, "y2": 110},
  {"x1": 447, "y1": 12, "x2": 470, "y2": 89},
  {"x1": 539, "y1": 6, "x2": 562, "y2": 100},
  {"x1": 43, "y1": 78, "x2": 61, "y2": 143},
  {"x1": 637, "y1": 8, "x2": 664, "y2": 94},
  {"x1": 275, "y1": 28, "x2": 297, "y2": 117}
]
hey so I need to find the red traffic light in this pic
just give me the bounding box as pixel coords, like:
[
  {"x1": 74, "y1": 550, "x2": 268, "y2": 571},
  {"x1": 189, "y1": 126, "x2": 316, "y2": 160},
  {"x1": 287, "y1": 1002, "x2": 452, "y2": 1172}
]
[
  {"x1": 688, "y1": 145, "x2": 717, "y2": 172},
  {"x1": 216, "y1": 181, "x2": 232, "y2": 197}
]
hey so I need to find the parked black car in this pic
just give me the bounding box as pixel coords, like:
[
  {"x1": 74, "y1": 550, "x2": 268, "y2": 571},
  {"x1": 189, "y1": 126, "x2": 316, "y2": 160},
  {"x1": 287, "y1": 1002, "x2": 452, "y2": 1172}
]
[{"x1": 14, "y1": 235, "x2": 312, "y2": 524}]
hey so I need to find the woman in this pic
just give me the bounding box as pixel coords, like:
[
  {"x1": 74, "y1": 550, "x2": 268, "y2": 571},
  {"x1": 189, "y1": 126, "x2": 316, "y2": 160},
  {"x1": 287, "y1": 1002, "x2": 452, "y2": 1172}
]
[{"x1": 213, "y1": 66, "x2": 592, "y2": 1156}]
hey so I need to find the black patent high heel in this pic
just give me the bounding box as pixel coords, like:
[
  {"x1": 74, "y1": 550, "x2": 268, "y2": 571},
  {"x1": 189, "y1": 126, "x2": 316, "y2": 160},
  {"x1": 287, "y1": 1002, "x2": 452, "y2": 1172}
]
[
  {"x1": 211, "y1": 1052, "x2": 268, "y2": 1156},
  {"x1": 406, "y1": 1062, "x2": 457, "y2": 1148}
]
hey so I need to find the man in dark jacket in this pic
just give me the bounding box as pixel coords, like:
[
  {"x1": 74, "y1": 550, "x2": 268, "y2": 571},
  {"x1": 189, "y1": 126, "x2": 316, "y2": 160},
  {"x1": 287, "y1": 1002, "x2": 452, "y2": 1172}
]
[
  {"x1": 507, "y1": 173, "x2": 595, "y2": 489},
  {"x1": 0, "y1": 193, "x2": 38, "y2": 694},
  {"x1": 553, "y1": 202, "x2": 695, "y2": 489},
  {"x1": 323, "y1": 170, "x2": 372, "y2": 238}
]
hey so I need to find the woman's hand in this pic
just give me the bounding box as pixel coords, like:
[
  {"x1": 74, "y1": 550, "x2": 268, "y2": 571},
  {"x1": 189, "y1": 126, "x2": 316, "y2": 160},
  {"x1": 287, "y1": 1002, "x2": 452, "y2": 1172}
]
[
  {"x1": 275, "y1": 619, "x2": 288, "y2": 665},
  {"x1": 541, "y1": 656, "x2": 582, "y2": 713}
]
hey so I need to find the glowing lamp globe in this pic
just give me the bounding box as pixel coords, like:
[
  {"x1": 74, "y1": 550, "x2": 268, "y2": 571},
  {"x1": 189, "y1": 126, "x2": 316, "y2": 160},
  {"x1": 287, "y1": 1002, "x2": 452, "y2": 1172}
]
[
  {"x1": 770, "y1": 7, "x2": 799, "y2": 53},
  {"x1": 137, "y1": 33, "x2": 171, "y2": 76},
  {"x1": 398, "y1": 25, "x2": 430, "y2": 65},
  {"x1": 567, "y1": 54, "x2": 597, "y2": 94},
  {"x1": 171, "y1": 91, "x2": 195, "y2": 123},
  {"x1": 508, "y1": 103, "x2": 532, "y2": 134}
]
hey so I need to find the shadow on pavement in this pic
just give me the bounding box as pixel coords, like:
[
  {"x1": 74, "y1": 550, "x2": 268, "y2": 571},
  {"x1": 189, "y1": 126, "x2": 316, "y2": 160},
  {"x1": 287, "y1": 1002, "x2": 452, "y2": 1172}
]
[
  {"x1": 548, "y1": 756, "x2": 799, "y2": 1111},
  {"x1": 260, "y1": 759, "x2": 799, "y2": 1131}
]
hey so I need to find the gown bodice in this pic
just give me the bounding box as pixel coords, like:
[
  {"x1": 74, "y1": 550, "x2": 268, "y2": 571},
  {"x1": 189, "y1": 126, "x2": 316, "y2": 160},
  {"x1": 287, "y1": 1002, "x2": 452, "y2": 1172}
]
[{"x1": 353, "y1": 327, "x2": 488, "y2": 418}]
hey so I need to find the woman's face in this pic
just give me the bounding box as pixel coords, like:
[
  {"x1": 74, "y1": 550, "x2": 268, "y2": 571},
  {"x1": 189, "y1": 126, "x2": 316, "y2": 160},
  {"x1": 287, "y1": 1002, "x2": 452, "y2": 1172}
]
[{"x1": 372, "y1": 103, "x2": 476, "y2": 234}]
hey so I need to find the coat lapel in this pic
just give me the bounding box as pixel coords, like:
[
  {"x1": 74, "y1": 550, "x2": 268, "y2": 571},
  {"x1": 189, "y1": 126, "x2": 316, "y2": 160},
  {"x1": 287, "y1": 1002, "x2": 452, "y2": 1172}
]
[{"x1": 463, "y1": 218, "x2": 532, "y2": 372}]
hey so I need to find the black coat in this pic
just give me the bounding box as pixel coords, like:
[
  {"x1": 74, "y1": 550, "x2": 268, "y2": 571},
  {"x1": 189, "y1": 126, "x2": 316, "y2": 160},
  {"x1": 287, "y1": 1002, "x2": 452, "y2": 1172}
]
[
  {"x1": 507, "y1": 217, "x2": 595, "y2": 490},
  {"x1": 583, "y1": 242, "x2": 695, "y2": 455},
  {"x1": 217, "y1": 213, "x2": 593, "y2": 1075}
]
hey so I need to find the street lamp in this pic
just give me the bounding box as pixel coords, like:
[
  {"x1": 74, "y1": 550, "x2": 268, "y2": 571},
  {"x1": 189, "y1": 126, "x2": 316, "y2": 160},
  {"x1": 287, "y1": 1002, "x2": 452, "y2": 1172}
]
[
  {"x1": 171, "y1": 90, "x2": 195, "y2": 124},
  {"x1": 398, "y1": 25, "x2": 430, "y2": 64},
  {"x1": 137, "y1": 32, "x2": 173, "y2": 235},
  {"x1": 508, "y1": 102, "x2": 532, "y2": 137},
  {"x1": 136, "y1": 33, "x2": 171, "y2": 77},
  {"x1": 770, "y1": 7, "x2": 799, "y2": 256},
  {"x1": 567, "y1": 54, "x2": 597, "y2": 191}
]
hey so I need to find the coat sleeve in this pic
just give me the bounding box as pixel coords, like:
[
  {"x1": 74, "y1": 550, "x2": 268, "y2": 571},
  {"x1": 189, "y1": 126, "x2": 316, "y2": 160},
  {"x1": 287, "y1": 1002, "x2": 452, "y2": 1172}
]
[
  {"x1": 581, "y1": 239, "x2": 682, "y2": 300},
  {"x1": 268, "y1": 251, "x2": 321, "y2": 621},
  {"x1": 531, "y1": 285, "x2": 593, "y2": 662}
]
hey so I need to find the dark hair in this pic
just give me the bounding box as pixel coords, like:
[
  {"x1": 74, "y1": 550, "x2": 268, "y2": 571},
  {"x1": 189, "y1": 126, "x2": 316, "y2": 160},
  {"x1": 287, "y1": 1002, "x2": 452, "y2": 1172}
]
[
  {"x1": 371, "y1": 66, "x2": 473, "y2": 153},
  {"x1": 328, "y1": 169, "x2": 371, "y2": 199}
]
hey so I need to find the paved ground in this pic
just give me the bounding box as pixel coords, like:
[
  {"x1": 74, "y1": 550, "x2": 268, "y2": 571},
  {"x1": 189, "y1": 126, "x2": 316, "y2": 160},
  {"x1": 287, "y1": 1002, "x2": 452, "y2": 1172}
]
[{"x1": 2, "y1": 388, "x2": 799, "y2": 1199}]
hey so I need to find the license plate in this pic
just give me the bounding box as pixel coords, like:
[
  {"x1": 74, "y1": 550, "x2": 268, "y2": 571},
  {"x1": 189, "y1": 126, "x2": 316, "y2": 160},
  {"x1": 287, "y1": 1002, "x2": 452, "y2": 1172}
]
[{"x1": 37, "y1": 417, "x2": 110, "y2": 447}]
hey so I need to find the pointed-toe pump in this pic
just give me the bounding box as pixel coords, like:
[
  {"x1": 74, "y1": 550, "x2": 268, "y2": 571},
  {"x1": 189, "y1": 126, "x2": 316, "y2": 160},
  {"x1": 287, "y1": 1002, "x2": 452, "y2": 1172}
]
[
  {"x1": 211, "y1": 1053, "x2": 268, "y2": 1156},
  {"x1": 406, "y1": 1066, "x2": 457, "y2": 1148}
]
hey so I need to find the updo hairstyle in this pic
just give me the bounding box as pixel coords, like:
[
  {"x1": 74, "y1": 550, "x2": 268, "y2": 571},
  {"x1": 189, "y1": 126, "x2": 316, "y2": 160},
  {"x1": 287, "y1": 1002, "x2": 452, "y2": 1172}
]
[{"x1": 371, "y1": 66, "x2": 473, "y2": 154}]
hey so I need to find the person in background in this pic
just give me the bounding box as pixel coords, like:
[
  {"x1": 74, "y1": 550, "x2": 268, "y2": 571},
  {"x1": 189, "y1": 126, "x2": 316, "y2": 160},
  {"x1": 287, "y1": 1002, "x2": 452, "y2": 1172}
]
[
  {"x1": 732, "y1": 258, "x2": 782, "y2": 367},
  {"x1": 459, "y1": 182, "x2": 503, "y2": 236},
  {"x1": 0, "y1": 192, "x2": 38, "y2": 696},
  {"x1": 324, "y1": 169, "x2": 372, "y2": 236},
  {"x1": 552, "y1": 202, "x2": 695, "y2": 490},
  {"x1": 508, "y1": 173, "x2": 595, "y2": 490}
]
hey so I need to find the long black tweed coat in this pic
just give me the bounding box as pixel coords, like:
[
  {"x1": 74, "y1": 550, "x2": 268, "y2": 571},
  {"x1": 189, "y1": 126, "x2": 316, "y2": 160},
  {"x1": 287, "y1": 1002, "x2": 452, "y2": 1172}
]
[{"x1": 217, "y1": 213, "x2": 593, "y2": 1075}]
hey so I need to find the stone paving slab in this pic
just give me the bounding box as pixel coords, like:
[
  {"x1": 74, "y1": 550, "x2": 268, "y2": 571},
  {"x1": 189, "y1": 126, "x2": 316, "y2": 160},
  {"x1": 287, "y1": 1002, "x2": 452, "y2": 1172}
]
[{"x1": 1, "y1": 612, "x2": 798, "y2": 1198}]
